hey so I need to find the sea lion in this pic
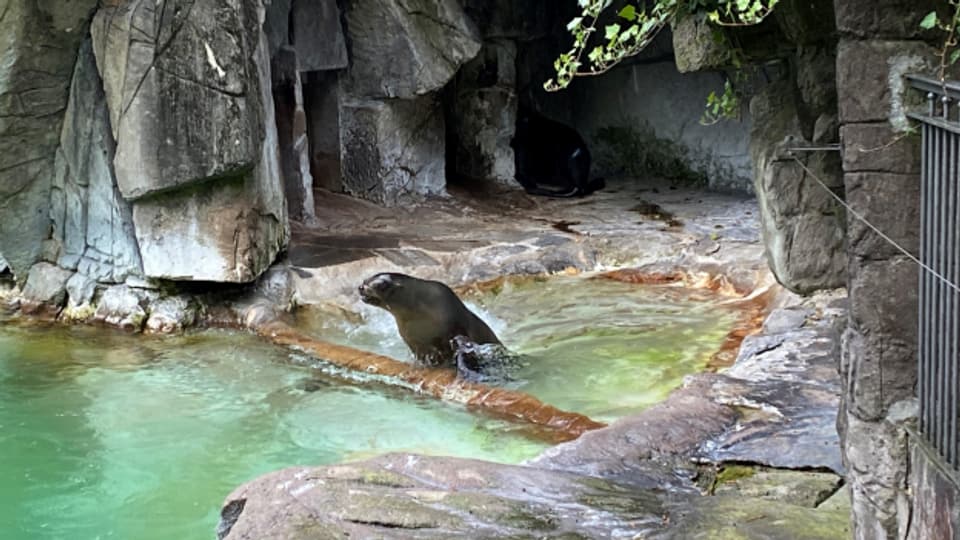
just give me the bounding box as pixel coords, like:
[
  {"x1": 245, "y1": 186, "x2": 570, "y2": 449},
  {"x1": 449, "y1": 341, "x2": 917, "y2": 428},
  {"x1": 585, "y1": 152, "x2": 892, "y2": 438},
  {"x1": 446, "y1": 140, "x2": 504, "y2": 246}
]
[
  {"x1": 451, "y1": 335, "x2": 524, "y2": 384},
  {"x1": 511, "y1": 105, "x2": 605, "y2": 198},
  {"x1": 358, "y1": 273, "x2": 502, "y2": 368}
]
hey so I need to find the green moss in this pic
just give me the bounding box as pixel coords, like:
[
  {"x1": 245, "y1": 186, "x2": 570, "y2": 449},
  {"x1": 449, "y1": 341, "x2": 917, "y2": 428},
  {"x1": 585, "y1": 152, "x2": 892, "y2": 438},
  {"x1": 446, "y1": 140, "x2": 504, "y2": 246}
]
[
  {"x1": 443, "y1": 493, "x2": 557, "y2": 531},
  {"x1": 357, "y1": 470, "x2": 416, "y2": 488},
  {"x1": 62, "y1": 303, "x2": 96, "y2": 322},
  {"x1": 716, "y1": 464, "x2": 757, "y2": 485},
  {"x1": 594, "y1": 125, "x2": 707, "y2": 186}
]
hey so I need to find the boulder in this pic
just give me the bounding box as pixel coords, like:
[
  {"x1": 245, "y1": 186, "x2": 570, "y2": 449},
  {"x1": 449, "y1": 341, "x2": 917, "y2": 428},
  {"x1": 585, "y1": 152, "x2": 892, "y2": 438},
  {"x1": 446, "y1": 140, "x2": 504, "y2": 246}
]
[
  {"x1": 447, "y1": 40, "x2": 517, "y2": 185},
  {"x1": 0, "y1": 0, "x2": 99, "y2": 281},
  {"x1": 145, "y1": 295, "x2": 198, "y2": 333},
  {"x1": 342, "y1": 0, "x2": 481, "y2": 99},
  {"x1": 749, "y1": 82, "x2": 846, "y2": 294},
  {"x1": 19, "y1": 262, "x2": 74, "y2": 316},
  {"x1": 50, "y1": 38, "x2": 143, "y2": 284},
  {"x1": 218, "y1": 454, "x2": 675, "y2": 540},
  {"x1": 339, "y1": 95, "x2": 447, "y2": 205},
  {"x1": 91, "y1": 0, "x2": 288, "y2": 283},
  {"x1": 672, "y1": 13, "x2": 731, "y2": 73},
  {"x1": 61, "y1": 272, "x2": 99, "y2": 322},
  {"x1": 94, "y1": 284, "x2": 151, "y2": 331}
]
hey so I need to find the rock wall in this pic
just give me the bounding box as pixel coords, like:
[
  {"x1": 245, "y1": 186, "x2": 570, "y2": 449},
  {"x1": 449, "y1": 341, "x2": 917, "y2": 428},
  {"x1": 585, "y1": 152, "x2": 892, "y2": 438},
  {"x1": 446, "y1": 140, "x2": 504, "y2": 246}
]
[
  {"x1": 832, "y1": 0, "x2": 941, "y2": 537},
  {"x1": 338, "y1": 0, "x2": 481, "y2": 204},
  {"x1": 0, "y1": 0, "x2": 293, "y2": 324},
  {"x1": 0, "y1": 0, "x2": 98, "y2": 282},
  {"x1": 90, "y1": 0, "x2": 287, "y2": 283},
  {"x1": 746, "y1": 0, "x2": 846, "y2": 295}
]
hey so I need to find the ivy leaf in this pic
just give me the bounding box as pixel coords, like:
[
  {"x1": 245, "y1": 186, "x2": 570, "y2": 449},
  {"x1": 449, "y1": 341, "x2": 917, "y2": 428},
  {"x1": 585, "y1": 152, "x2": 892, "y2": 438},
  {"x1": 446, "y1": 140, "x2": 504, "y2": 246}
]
[
  {"x1": 951, "y1": 48, "x2": 960, "y2": 65},
  {"x1": 618, "y1": 5, "x2": 637, "y2": 21},
  {"x1": 588, "y1": 46, "x2": 604, "y2": 63},
  {"x1": 566, "y1": 17, "x2": 583, "y2": 31},
  {"x1": 605, "y1": 23, "x2": 621, "y2": 40},
  {"x1": 920, "y1": 11, "x2": 938, "y2": 30}
]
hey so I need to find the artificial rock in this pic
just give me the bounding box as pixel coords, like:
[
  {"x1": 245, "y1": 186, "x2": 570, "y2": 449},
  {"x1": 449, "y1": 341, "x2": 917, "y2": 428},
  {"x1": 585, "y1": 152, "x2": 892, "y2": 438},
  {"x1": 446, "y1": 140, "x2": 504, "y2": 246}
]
[
  {"x1": 90, "y1": 0, "x2": 287, "y2": 283},
  {"x1": 0, "y1": 0, "x2": 99, "y2": 281},
  {"x1": 341, "y1": 0, "x2": 481, "y2": 99}
]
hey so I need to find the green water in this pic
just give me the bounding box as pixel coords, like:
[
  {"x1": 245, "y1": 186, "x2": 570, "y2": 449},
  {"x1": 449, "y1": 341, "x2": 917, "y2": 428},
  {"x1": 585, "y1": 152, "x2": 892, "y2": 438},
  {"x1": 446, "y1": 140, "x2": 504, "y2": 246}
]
[
  {"x1": 0, "y1": 324, "x2": 545, "y2": 540},
  {"x1": 302, "y1": 275, "x2": 738, "y2": 422},
  {"x1": 1, "y1": 276, "x2": 737, "y2": 540}
]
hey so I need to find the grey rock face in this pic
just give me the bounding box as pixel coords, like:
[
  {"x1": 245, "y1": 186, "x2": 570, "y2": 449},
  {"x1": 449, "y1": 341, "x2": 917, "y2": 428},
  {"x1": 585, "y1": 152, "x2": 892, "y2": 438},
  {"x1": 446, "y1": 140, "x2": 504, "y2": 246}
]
[
  {"x1": 339, "y1": 95, "x2": 447, "y2": 205},
  {"x1": 94, "y1": 285, "x2": 151, "y2": 331},
  {"x1": 671, "y1": 13, "x2": 731, "y2": 73},
  {"x1": 749, "y1": 83, "x2": 846, "y2": 294},
  {"x1": 51, "y1": 39, "x2": 143, "y2": 284},
  {"x1": 218, "y1": 454, "x2": 676, "y2": 540},
  {"x1": 834, "y1": 0, "x2": 939, "y2": 39},
  {"x1": 0, "y1": 0, "x2": 98, "y2": 281},
  {"x1": 836, "y1": 40, "x2": 935, "y2": 125},
  {"x1": 91, "y1": 0, "x2": 288, "y2": 282},
  {"x1": 290, "y1": 0, "x2": 348, "y2": 71},
  {"x1": 90, "y1": 0, "x2": 262, "y2": 200},
  {"x1": 840, "y1": 405, "x2": 915, "y2": 538},
  {"x1": 272, "y1": 47, "x2": 316, "y2": 222},
  {"x1": 447, "y1": 40, "x2": 517, "y2": 185},
  {"x1": 145, "y1": 295, "x2": 197, "y2": 333},
  {"x1": 20, "y1": 262, "x2": 74, "y2": 316},
  {"x1": 342, "y1": 0, "x2": 481, "y2": 99}
]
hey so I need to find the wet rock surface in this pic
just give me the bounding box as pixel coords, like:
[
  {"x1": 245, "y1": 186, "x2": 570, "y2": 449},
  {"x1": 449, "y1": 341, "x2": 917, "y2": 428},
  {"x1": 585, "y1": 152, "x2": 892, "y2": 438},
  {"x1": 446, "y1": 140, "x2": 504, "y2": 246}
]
[{"x1": 222, "y1": 180, "x2": 849, "y2": 538}]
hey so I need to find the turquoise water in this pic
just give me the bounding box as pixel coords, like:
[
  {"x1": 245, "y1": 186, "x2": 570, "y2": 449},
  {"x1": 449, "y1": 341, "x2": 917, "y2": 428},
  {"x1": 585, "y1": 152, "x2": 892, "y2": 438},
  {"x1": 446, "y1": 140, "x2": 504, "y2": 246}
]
[{"x1": 0, "y1": 324, "x2": 545, "y2": 540}]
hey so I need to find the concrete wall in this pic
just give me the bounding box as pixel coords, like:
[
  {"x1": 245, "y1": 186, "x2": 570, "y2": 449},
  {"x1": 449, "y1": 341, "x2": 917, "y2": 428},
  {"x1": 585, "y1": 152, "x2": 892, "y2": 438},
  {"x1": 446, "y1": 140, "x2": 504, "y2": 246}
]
[{"x1": 571, "y1": 59, "x2": 754, "y2": 193}]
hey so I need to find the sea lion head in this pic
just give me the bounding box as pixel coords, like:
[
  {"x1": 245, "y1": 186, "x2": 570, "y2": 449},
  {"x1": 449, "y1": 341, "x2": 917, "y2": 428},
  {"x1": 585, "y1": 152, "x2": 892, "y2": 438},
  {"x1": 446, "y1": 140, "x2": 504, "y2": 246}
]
[{"x1": 358, "y1": 272, "x2": 407, "y2": 309}]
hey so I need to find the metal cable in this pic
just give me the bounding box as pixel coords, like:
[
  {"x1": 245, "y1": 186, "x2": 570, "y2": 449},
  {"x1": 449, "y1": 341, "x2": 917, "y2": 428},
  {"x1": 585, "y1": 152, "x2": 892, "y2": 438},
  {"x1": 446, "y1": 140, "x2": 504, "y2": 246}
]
[{"x1": 789, "y1": 154, "x2": 960, "y2": 295}]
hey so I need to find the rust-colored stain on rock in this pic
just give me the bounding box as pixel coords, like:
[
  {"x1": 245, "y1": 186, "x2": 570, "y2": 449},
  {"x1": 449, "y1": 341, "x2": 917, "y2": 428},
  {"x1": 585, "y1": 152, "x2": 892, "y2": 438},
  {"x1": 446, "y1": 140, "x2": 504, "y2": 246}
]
[{"x1": 250, "y1": 320, "x2": 605, "y2": 443}]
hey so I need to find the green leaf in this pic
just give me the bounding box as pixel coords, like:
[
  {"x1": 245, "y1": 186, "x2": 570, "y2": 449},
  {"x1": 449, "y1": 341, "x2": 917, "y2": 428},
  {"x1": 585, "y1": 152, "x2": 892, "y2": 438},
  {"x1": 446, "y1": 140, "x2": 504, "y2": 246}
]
[
  {"x1": 618, "y1": 5, "x2": 637, "y2": 21},
  {"x1": 605, "y1": 23, "x2": 621, "y2": 40},
  {"x1": 566, "y1": 17, "x2": 583, "y2": 31},
  {"x1": 951, "y1": 48, "x2": 960, "y2": 65},
  {"x1": 588, "y1": 46, "x2": 604, "y2": 63},
  {"x1": 920, "y1": 11, "x2": 938, "y2": 30}
]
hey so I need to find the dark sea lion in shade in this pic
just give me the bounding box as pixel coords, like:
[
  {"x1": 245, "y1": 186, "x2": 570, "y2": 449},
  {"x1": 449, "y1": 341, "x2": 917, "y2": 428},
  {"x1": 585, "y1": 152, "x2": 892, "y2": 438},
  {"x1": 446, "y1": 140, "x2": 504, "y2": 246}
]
[
  {"x1": 358, "y1": 273, "x2": 502, "y2": 368},
  {"x1": 511, "y1": 104, "x2": 605, "y2": 198}
]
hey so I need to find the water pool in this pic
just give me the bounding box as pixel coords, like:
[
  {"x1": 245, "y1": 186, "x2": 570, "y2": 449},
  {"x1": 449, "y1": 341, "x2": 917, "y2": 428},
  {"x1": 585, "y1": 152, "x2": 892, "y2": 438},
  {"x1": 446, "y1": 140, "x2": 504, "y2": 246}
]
[
  {"x1": 300, "y1": 275, "x2": 739, "y2": 422},
  {"x1": 1, "y1": 275, "x2": 738, "y2": 539},
  {"x1": 0, "y1": 324, "x2": 545, "y2": 540}
]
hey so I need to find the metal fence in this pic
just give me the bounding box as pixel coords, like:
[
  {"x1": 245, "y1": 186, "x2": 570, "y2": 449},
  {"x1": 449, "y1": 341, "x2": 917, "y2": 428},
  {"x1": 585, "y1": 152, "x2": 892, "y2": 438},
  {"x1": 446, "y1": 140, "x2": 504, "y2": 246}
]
[{"x1": 909, "y1": 74, "x2": 960, "y2": 469}]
